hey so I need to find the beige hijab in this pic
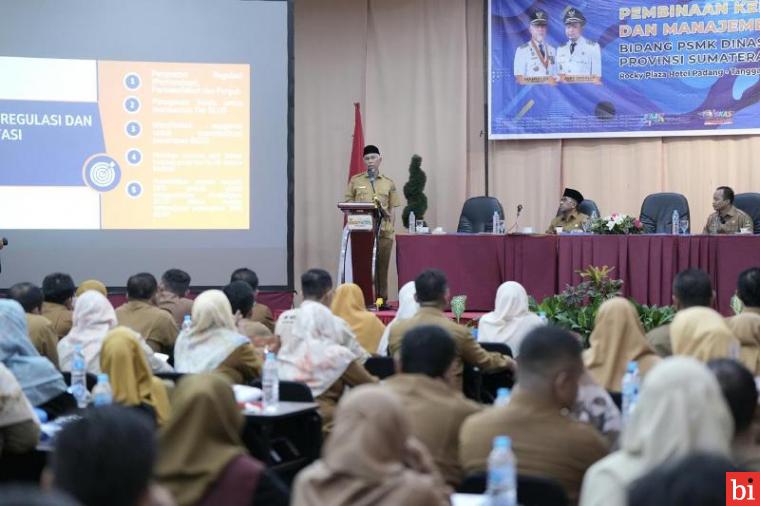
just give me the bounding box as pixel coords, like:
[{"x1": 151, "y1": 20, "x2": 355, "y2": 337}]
[
  {"x1": 292, "y1": 385, "x2": 448, "y2": 506},
  {"x1": 156, "y1": 373, "x2": 259, "y2": 506},
  {"x1": 584, "y1": 298, "x2": 660, "y2": 391},
  {"x1": 579, "y1": 357, "x2": 734, "y2": 506},
  {"x1": 728, "y1": 312, "x2": 760, "y2": 375},
  {"x1": 671, "y1": 307, "x2": 739, "y2": 362},
  {"x1": 331, "y1": 284, "x2": 386, "y2": 354}
]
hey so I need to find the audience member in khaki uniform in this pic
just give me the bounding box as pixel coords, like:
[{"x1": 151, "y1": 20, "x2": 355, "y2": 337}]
[
  {"x1": 174, "y1": 290, "x2": 261, "y2": 384},
  {"x1": 0, "y1": 362, "x2": 40, "y2": 456},
  {"x1": 708, "y1": 359, "x2": 760, "y2": 472},
  {"x1": 579, "y1": 357, "x2": 733, "y2": 506},
  {"x1": 388, "y1": 269, "x2": 514, "y2": 392},
  {"x1": 384, "y1": 325, "x2": 481, "y2": 487},
  {"x1": 293, "y1": 385, "x2": 450, "y2": 506},
  {"x1": 223, "y1": 280, "x2": 277, "y2": 355},
  {"x1": 727, "y1": 313, "x2": 760, "y2": 375},
  {"x1": 41, "y1": 272, "x2": 76, "y2": 338},
  {"x1": 231, "y1": 267, "x2": 275, "y2": 332},
  {"x1": 546, "y1": 188, "x2": 589, "y2": 234},
  {"x1": 703, "y1": 186, "x2": 753, "y2": 234},
  {"x1": 276, "y1": 269, "x2": 369, "y2": 363},
  {"x1": 331, "y1": 283, "x2": 386, "y2": 354},
  {"x1": 460, "y1": 326, "x2": 609, "y2": 504},
  {"x1": 100, "y1": 327, "x2": 171, "y2": 427},
  {"x1": 8, "y1": 282, "x2": 59, "y2": 367},
  {"x1": 736, "y1": 268, "x2": 760, "y2": 318},
  {"x1": 157, "y1": 268, "x2": 194, "y2": 328},
  {"x1": 156, "y1": 374, "x2": 289, "y2": 506},
  {"x1": 671, "y1": 307, "x2": 739, "y2": 362},
  {"x1": 584, "y1": 298, "x2": 660, "y2": 392},
  {"x1": 646, "y1": 269, "x2": 714, "y2": 357},
  {"x1": 115, "y1": 273, "x2": 179, "y2": 355}
]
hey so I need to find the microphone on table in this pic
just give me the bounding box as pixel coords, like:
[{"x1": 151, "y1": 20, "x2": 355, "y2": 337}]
[{"x1": 508, "y1": 204, "x2": 524, "y2": 233}]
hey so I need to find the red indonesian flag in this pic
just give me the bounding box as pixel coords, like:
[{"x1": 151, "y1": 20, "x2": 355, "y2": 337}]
[{"x1": 348, "y1": 102, "x2": 364, "y2": 181}]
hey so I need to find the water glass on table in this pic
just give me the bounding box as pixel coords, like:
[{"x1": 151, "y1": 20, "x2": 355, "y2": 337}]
[{"x1": 679, "y1": 217, "x2": 689, "y2": 235}]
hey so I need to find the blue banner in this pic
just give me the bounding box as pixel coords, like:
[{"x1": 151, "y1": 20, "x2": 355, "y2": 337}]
[{"x1": 489, "y1": 0, "x2": 760, "y2": 139}]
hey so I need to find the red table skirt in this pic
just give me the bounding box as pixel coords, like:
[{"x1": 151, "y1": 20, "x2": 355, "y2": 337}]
[{"x1": 396, "y1": 233, "x2": 760, "y2": 315}]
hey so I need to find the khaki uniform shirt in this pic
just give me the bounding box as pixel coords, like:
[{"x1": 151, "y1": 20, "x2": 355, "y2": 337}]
[
  {"x1": 157, "y1": 291, "x2": 194, "y2": 328},
  {"x1": 216, "y1": 343, "x2": 262, "y2": 384},
  {"x1": 26, "y1": 313, "x2": 59, "y2": 367},
  {"x1": 459, "y1": 389, "x2": 609, "y2": 504},
  {"x1": 385, "y1": 374, "x2": 482, "y2": 486},
  {"x1": 344, "y1": 172, "x2": 401, "y2": 238},
  {"x1": 645, "y1": 323, "x2": 672, "y2": 357},
  {"x1": 315, "y1": 360, "x2": 378, "y2": 436},
  {"x1": 250, "y1": 302, "x2": 275, "y2": 332},
  {"x1": 388, "y1": 306, "x2": 513, "y2": 392},
  {"x1": 115, "y1": 300, "x2": 179, "y2": 354},
  {"x1": 703, "y1": 205, "x2": 753, "y2": 234},
  {"x1": 546, "y1": 210, "x2": 589, "y2": 234},
  {"x1": 41, "y1": 302, "x2": 73, "y2": 339},
  {"x1": 237, "y1": 317, "x2": 277, "y2": 356}
]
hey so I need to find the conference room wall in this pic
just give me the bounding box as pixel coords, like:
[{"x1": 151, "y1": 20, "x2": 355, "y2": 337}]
[{"x1": 294, "y1": 0, "x2": 758, "y2": 302}]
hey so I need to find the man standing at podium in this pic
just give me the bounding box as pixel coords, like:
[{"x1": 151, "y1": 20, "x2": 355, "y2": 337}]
[{"x1": 344, "y1": 145, "x2": 400, "y2": 308}]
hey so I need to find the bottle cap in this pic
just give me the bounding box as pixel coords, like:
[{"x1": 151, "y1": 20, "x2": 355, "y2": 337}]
[
  {"x1": 183, "y1": 315, "x2": 191, "y2": 322},
  {"x1": 627, "y1": 361, "x2": 638, "y2": 373},
  {"x1": 266, "y1": 351, "x2": 276, "y2": 360},
  {"x1": 493, "y1": 435, "x2": 511, "y2": 449},
  {"x1": 497, "y1": 387, "x2": 510, "y2": 398},
  {"x1": 98, "y1": 373, "x2": 109, "y2": 383}
]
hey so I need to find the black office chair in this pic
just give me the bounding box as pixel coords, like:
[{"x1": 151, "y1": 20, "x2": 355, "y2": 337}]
[
  {"x1": 608, "y1": 391, "x2": 622, "y2": 411},
  {"x1": 478, "y1": 342, "x2": 515, "y2": 403},
  {"x1": 578, "y1": 199, "x2": 600, "y2": 218},
  {"x1": 639, "y1": 192, "x2": 690, "y2": 233},
  {"x1": 458, "y1": 472, "x2": 569, "y2": 506},
  {"x1": 61, "y1": 371, "x2": 98, "y2": 391},
  {"x1": 480, "y1": 342, "x2": 513, "y2": 358},
  {"x1": 251, "y1": 379, "x2": 314, "y2": 402},
  {"x1": 734, "y1": 192, "x2": 760, "y2": 234},
  {"x1": 364, "y1": 356, "x2": 396, "y2": 379},
  {"x1": 155, "y1": 372, "x2": 186, "y2": 383},
  {"x1": 457, "y1": 196, "x2": 505, "y2": 233}
]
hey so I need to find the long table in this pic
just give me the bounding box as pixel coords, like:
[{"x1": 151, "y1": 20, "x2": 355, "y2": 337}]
[{"x1": 396, "y1": 233, "x2": 760, "y2": 315}]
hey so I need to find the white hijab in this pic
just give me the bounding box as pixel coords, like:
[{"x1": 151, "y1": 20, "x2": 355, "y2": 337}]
[
  {"x1": 278, "y1": 301, "x2": 357, "y2": 397},
  {"x1": 477, "y1": 281, "x2": 542, "y2": 355},
  {"x1": 579, "y1": 357, "x2": 734, "y2": 506},
  {"x1": 58, "y1": 290, "x2": 117, "y2": 374},
  {"x1": 174, "y1": 290, "x2": 249, "y2": 374},
  {"x1": 377, "y1": 282, "x2": 419, "y2": 356}
]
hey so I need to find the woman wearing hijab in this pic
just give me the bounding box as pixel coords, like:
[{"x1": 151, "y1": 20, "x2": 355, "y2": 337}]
[
  {"x1": 477, "y1": 281, "x2": 543, "y2": 355},
  {"x1": 579, "y1": 357, "x2": 734, "y2": 506},
  {"x1": 278, "y1": 301, "x2": 377, "y2": 435},
  {"x1": 584, "y1": 298, "x2": 660, "y2": 392},
  {"x1": 377, "y1": 281, "x2": 419, "y2": 356},
  {"x1": 0, "y1": 300, "x2": 72, "y2": 418},
  {"x1": 292, "y1": 385, "x2": 450, "y2": 506},
  {"x1": 331, "y1": 284, "x2": 386, "y2": 354},
  {"x1": 671, "y1": 306, "x2": 740, "y2": 362},
  {"x1": 0, "y1": 362, "x2": 40, "y2": 456},
  {"x1": 100, "y1": 327, "x2": 171, "y2": 426},
  {"x1": 156, "y1": 373, "x2": 288, "y2": 506},
  {"x1": 174, "y1": 290, "x2": 260, "y2": 384},
  {"x1": 727, "y1": 312, "x2": 760, "y2": 375},
  {"x1": 58, "y1": 290, "x2": 118, "y2": 374}
]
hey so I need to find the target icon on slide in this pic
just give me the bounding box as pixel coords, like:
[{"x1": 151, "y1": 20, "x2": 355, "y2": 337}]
[{"x1": 82, "y1": 154, "x2": 122, "y2": 192}]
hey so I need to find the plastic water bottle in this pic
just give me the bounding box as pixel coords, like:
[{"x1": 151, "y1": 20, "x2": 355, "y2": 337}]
[
  {"x1": 495, "y1": 388, "x2": 511, "y2": 407},
  {"x1": 486, "y1": 436, "x2": 517, "y2": 506},
  {"x1": 492, "y1": 211, "x2": 500, "y2": 235},
  {"x1": 181, "y1": 315, "x2": 192, "y2": 333},
  {"x1": 672, "y1": 209, "x2": 680, "y2": 235},
  {"x1": 621, "y1": 361, "x2": 640, "y2": 423},
  {"x1": 263, "y1": 351, "x2": 279, "y2": 412},
  {"x1": 92, "y1": 373, "x2": 113, "y2": 406},
  {"x1": 538, "y1": 312, "x2": 548, "y2": 325},
  {"x1": 408, "y1": 211, "x2": 416, "y2": 234},
  {"x1": 71, "y1": 343, "x2": 88, "y2": 408}
]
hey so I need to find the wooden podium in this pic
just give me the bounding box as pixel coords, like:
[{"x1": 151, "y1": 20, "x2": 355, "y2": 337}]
[{"x1": 337, "y1": 202, "x2": 382, "y2": 306}]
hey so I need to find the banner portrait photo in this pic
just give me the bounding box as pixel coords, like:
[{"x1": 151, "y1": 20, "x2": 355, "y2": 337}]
[{"x1": 489, "y1": 0, "x2": 760, "y2": 139}]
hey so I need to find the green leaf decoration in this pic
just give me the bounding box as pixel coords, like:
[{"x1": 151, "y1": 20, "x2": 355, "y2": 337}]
[
  {"x1": 451, "y1": 295, "x2": 467, "y2": 323},
  {"x1": 731, "y1": 294, "x2": 745, "y2": 315}
]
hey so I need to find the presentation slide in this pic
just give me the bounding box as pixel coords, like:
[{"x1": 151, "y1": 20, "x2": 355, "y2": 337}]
[
  {"x1": 0, "y1": 0, "x2": 291, "y2": 289},
  {"x1": 1, "y1": 57, "x2": 250, "y2": 230},
  {"x1": 490, "y1": 0, "x2": 760, "y2": 139}
]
